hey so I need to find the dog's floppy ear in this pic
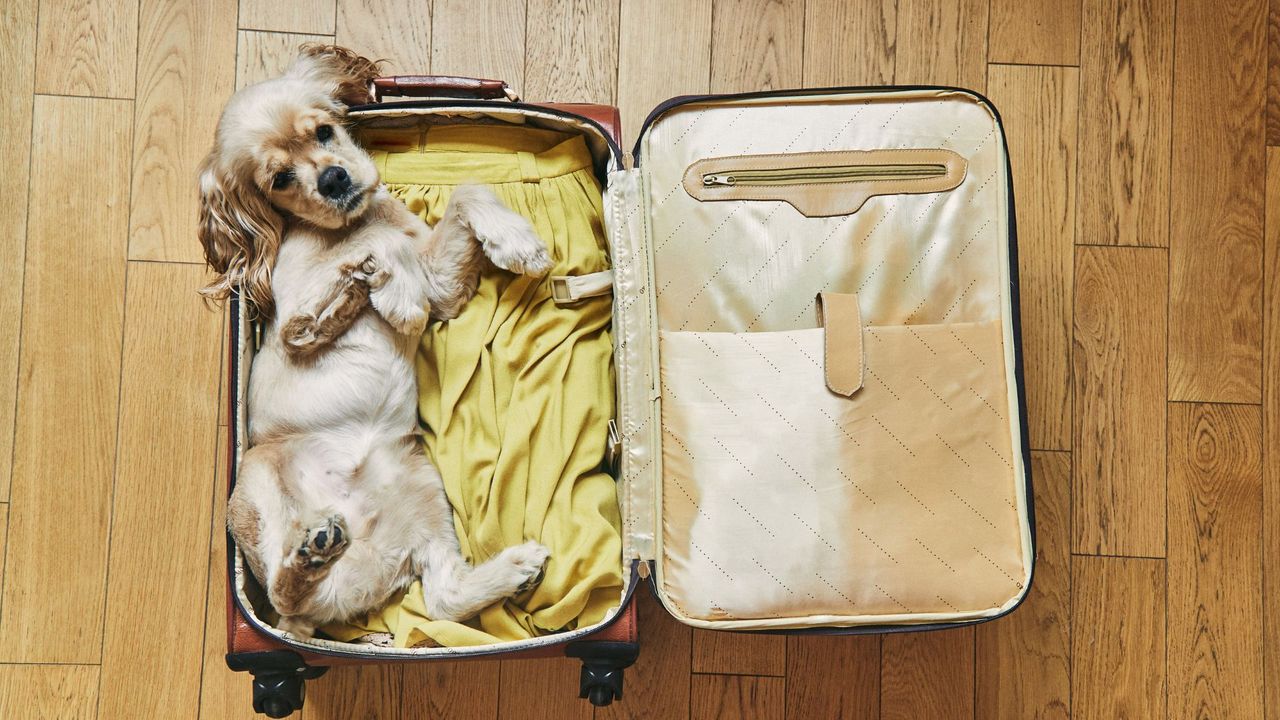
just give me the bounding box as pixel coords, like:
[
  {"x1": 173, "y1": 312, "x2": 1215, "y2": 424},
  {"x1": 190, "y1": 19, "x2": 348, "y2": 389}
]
[
  {"x1": 196, "y1": 154, "x2": 282, "y2": 318},
  {"x1": 290, "y1": 44, "x2": 383, "y2": 107}
]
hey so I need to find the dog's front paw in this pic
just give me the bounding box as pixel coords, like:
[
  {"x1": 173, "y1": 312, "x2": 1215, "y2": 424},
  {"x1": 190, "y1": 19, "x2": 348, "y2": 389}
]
[
  {"x1": 495, "y1": 541, "x2": 551, "y2": 595},
  {"x1": 475, "y1": 215, "x2": 554, "y2": 277},
  {"x1": 348, "y1": 254, "x2": 390, "y2": 289},
  {"x1": 296, "y1": 515, "x2": 349, "y2": 567},
  {"x1": 385, "y1": 304, "x2": 428, "y2": 337}
]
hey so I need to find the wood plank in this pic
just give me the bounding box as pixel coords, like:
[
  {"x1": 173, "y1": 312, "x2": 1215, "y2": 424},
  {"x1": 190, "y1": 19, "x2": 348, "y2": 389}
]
[
  {"x1": 692, "y1": 630, "x2": 785, "y2": 676},
  {"x1": 975, "y1": 452, "x2": 1071, "y2": 720},
  {"x1": 1071, "y1": 556, "x2": 1165, "y2": 720},
  {"x1": 709, "y1": 0, "x2": 803, "y2": 93},
  {"x1": 198, "y1": 428, "x2": 285, "y2": 720},
  {"x1": 801, "y1": 0, "x2": 895, "y2": 87},
  {"x1": 335, "y1": 0, "x2": 431, "y2": 75},
  {"x1": 400, "y1": 661, "x2": 498, "y2": 720},
  {"x1": 690, "y1": 675, "x2": 784, "y2": 720},
  {"x1": 617, "y1": 0, "x2": 712, "y2": 148},
  {"x1": 498, "y1": 657, "x2": 591, "y2": 720},
  {"x1": 0, "y1": 505, "x2": 7, "y2": 619},
  {"x1": 1169, "y1": 0, "x2": 1266, "y2": 402},
  {"x1": 0, "y1": 665, "x2": 98, "y2": 720},
  {"x1": 98, "y1": 263, "x2": 224, "y2": 719},
  {"x1": 0, "y1": 95, "x2": 131, "y2": 664},
  {"x1": 34, "y1": 0, "x2": 138, "y2": 97},
  {"x1": 430, "y1": 0, "x2": 526, "y2": 88},
  {"x1": 1167, "y1": 402, "x2": 1264, "y2": 718},
  {"x1": 880, "y1": 628, "x2": 974, "y2": 720},
  {"x1": 988, "y1": 0, "x2": 1081, "y2": 65},
  {"x1": 598, "y1": 590, "x2": 692, "y2": 720},
  {"x1": 893, "y1": 0, "x2": 988, "y2": 91},
  {"x1": 987, "y1": 64, "x2": 1078, "y2": 451},
  {"x1": 785, "y1": 635, "x2": 878, "y2": 720},
  {"x1": 0, "y1": 0, "x2": 38, "y2": 503},
  {"x1": 1072, "y1": 246, "x2": 1167, "y2": 556},
  {"x1": 1266, "y1": 146, "x2": 1280, "y2": 720},
  {"x1": 238, "y1": 0, "x2": 336, "y2": 35},
  {"x1": 129, "y1": 0, "x2": 238, "y2": 263},
  {"x1": 523, "y1": 0, "x2": 619, "y2": 103},
  {"x1": 237, "y1": 30, "x2": 334, "y2": 89},
  {"x1": 304, "y1": 665, "x2": 403, "y2": 720},
  {"x1": 1077, "y1": 0, "x2": 1174, "y2": 248}
]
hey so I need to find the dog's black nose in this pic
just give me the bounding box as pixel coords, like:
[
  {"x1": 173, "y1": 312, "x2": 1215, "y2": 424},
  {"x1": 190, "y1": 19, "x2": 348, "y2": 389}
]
[{"x1": 318, "y1": 166, "x2": 351, "y2": 199}]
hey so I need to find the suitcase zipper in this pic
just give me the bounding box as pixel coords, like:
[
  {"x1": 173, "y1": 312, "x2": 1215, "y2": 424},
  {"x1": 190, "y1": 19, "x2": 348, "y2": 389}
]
[{"x1": 701, "y1": 163, "x2": 947, "y2": 187}]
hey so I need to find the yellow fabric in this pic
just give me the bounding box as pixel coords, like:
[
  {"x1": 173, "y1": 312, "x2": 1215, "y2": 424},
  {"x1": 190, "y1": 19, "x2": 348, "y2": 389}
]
[{"x1": 323, "y1": 126, "x2": 622, "y2": 647}]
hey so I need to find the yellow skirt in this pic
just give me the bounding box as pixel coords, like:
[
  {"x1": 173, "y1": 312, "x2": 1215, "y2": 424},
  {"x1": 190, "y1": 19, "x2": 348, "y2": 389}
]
[{"x1": 323, "y1": 125, "x2": 622, "y2": 648}]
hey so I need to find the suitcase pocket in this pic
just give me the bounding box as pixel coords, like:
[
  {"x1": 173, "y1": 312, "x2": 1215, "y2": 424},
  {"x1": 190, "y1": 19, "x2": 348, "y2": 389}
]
[
  {"x1": 682, "y1": 148, "x2": 967, "y2": 216},
  {"x1": 656, "y1": 318, "x2": 1026, "y2": 623}
]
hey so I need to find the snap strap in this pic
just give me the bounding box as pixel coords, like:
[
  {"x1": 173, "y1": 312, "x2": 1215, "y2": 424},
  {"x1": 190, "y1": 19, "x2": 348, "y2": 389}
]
[
  {"x1": 550, "y1": 270, "x2": 614, "y2": 304},
  {"x1": 816, "y1": 292, "x2": 864, "y2": 396}
]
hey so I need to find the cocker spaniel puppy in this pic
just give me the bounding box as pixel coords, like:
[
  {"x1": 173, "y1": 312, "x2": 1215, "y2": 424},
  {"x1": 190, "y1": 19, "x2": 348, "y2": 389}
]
[{"x1": 198, "y1": 45, "x2": 553, "y2": 639}]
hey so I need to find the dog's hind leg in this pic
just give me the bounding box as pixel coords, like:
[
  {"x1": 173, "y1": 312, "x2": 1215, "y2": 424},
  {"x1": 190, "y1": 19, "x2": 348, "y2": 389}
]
[
  {"x1": 417, "y1": 536, "x2": 551, "y2": 623},
  {"x1": 228, "y1": 443, "x2": 350, "y2": 638}
]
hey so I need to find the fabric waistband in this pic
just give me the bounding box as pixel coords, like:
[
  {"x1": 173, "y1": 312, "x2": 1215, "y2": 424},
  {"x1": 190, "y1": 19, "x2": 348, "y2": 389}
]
[{"x1": 370, "y1": 133, "x2": 595, "y2": 186}]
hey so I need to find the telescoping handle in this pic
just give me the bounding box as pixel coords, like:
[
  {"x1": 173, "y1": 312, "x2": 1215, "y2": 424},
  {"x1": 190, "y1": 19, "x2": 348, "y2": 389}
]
[{"x1": 371, "y1": 75, "x2": 520, "y2": 102}]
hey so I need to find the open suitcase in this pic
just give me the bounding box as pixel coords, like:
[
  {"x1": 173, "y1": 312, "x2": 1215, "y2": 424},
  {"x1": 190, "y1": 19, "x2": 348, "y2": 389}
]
[{"x1": 223, "y1": 74, "x2": 1035, "y2": 717}]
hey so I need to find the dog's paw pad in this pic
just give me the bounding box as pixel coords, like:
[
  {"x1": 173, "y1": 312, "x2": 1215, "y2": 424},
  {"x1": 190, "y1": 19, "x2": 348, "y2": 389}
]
[
  {"x1": 502, "y1": 541, "x2": 550, "y2": 594},
  {"x1": 298, "y1": 516, "x2": 348, "y2": 566}
]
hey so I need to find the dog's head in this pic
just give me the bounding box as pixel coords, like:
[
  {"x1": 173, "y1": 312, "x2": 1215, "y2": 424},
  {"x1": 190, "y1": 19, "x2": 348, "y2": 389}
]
[{"x1": 197, "y1": 45, "x2": 383, "y2": 315}]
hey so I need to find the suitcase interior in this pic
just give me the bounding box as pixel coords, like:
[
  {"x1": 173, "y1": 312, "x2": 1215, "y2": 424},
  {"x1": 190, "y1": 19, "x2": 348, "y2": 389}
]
[{"x1": 226, "y1": 87, "x2": 1034, "y2": 659}]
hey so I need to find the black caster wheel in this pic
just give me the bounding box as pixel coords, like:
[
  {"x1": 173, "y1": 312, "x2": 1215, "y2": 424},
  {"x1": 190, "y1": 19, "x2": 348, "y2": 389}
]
[
  {"x1": 566, "y1": 640, "x2": 639, "y2": 708},
  {"x1": 252, "y1": 672, "x2": 305, "y2": 718},
  {"x1": 585, "y1": 680, "x2": 619, "y2": 707}
]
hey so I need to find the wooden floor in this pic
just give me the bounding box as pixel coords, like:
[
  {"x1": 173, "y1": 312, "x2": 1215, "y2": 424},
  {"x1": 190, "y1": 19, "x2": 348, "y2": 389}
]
[{"x1": 0, "y1": 0, "x2": 1275, "y2": 717}]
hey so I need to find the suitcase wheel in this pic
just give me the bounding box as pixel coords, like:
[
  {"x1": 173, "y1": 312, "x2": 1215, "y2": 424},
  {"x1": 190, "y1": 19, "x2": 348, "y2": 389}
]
[
  {"x1": 226, "y1": 650, "x2": 329, "y2": 717},
  {"x1": 566, "y1": 640, "x2": 640, "y2": 707}
]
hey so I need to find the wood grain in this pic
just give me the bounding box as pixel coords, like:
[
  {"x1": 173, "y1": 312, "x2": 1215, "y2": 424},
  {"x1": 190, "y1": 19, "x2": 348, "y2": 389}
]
[
  {"x1": 1169, "y1": 0, "x2": 1266, "y2": 402},
  {"x1": 0, "y1": 96, "x2": 131, "y2": 664},
  {"x1": 710, "y1": 0, "x2": 804, "y2": 93},
  {"x1": 129, "y1": 0, "x2": 238, "y2": 263},
  {"x1": 617, "y1": 0, "x2": 712, "y2": 148},
  {"x1": 989, "y1": 0, "x2": 1081, "y2": 65},
  {"x1": 597, "y1": 591, "x2": 691, "y2": 720},
  {"x1": 976, "y1": 451, "x2": 1071, "y2": 720},
  {"x1": 987, "y1": 64, "x2": 1078, "y2": 451},
  {"x1": 97, "y1": 263, "x2": 223, "y2": 719},
  {"x1": 801, "y1": 0, "x2": 895, "y2": 87},
  {"x1": 1266, "y1": 146, "x2": 1280, "y2": 720},
  {"x1": 1269, "y1": 0, "x2": 1280, "y2": 144},
  {"x1": 1167, "y1": 402, "x2": 1264, "y2": 718},
  {"x1": 880, "y1": 628, "x2": 974, "y2": 720},
  {"x1": 430, "y1": 0, "x2": 526, "y2": 89},
  {"x1": 1072, "y1": 246, "x2": 1167, "y2": 556},
  {"x1": 692, "y1": 630, "x2": 785, "y2": 676},
  {"x1": 894, "y1": 0, "x2": 988, "y2": 91},
  {"x1": 0, "y1": 0, "x2": 38, "y2": 503},
  {"x1": 1077, "y1": 0, "x2": 1173, "y2": 248},
  {"x1": 400, "y1": 661, "x2": 499, "y2": 720},
  {"x1": 524, "y1": 0, "x2": 618, "y2": 103},
  {"x1": 238, "y1": 0, "x2": 336, "y2": 35},
  {"x1": 0, "y1": 665, "x2": 98, "y2": 720},
  {"x1": 690, "y1": 675, "x2": 784, "y2": 720},
  {"x1": 1071, "y1": 556, "x2": 1166, "y2": 720},
  {"x1": 34, "y1": 0, "x2": 138, "y2": 97},
  {"x1": 198, "y1": 428, "x2": 280, "y2": 720},
  {"x1": 304, "y1": 664, "x2": 403, "y2": 720},
  {"x1": 336, "y1": 0, "x2": 431, "y2": 75},
  {"x1": 785, "y1": 635, "x2": 879, "y2": 720},
  {"x1": 236, "y1": 30, "x2": 334, "y2": 89},
  {"x1": 498, "y1": 657, "x2": 591, "y2": 720},
  {"x1": 0, "y1": 505, "x2": 7, "y2": 620}
]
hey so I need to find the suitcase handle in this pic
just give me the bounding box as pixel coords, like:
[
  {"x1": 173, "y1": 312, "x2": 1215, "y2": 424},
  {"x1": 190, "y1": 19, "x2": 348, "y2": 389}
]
[{"x1": 371, "y1": 75, "x2": 520, "y2": 102}]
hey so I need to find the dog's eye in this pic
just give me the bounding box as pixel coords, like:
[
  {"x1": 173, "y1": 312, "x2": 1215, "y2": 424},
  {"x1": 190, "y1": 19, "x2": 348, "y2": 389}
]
[
  {"x1": 316, "y1": 125, "x2": 334, "y2": 143},
  {"x1": 271, "y1": 170, "x2": 294, "y2": 190}
]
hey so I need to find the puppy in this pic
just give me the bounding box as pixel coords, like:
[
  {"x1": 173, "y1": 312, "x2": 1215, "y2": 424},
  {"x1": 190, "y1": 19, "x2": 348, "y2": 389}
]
[{"x1": 199, "y1": 45, "x2": 553, "y2": 640}]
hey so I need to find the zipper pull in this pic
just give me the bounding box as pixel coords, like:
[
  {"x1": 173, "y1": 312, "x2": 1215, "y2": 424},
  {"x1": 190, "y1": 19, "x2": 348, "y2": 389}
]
[{"x1": 702, "y1": 174, "x2": 736, "y2": 186}]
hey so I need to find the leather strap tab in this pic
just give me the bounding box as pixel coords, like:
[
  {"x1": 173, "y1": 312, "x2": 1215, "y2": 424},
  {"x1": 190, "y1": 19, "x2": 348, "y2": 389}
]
[
  {"x1": 372, "y1": 75, "x2": 519, "y2": 102},
  {"x1": 816, "y1": 292, "x2": 864, "y2": 396},
  {"x1": 550, "y1": 270, "x2": 614, "y2": 304}
]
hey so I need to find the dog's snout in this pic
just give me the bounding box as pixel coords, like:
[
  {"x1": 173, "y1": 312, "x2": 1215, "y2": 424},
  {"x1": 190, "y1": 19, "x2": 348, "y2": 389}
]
[{"x1": 318, "y1": 166, "x2": 352, "y2": 199}]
